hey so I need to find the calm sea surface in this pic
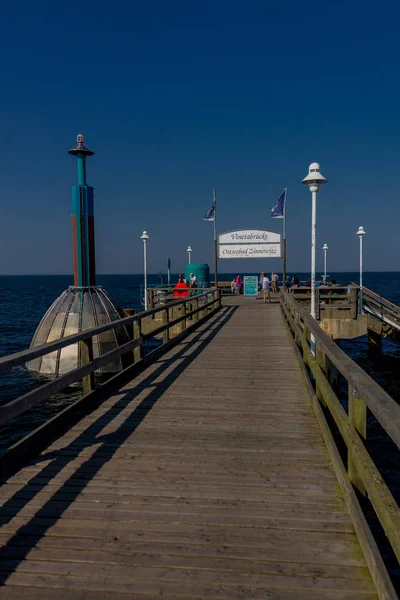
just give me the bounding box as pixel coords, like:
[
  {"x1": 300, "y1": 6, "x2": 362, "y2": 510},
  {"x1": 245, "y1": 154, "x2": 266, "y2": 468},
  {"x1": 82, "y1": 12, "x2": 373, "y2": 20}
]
[{"x1": 1, "y1": 272, "x2": 400, "y2": 448}]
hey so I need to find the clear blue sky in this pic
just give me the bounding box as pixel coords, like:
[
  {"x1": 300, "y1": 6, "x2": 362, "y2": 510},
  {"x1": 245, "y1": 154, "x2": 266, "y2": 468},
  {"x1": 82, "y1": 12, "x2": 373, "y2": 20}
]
[{"x1": 1, "y1": 0, "x2": 399, "y2": 275}]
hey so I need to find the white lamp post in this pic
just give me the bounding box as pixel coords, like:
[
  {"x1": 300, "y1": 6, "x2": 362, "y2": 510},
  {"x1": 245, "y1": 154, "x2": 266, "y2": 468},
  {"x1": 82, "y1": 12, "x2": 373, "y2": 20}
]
[
  {"x1": 322, "y1": 244, "x2": 328, "y2": 283},
  {"x1": 356, "y1": 226, "x2": 366, "y2": 313},
  {"x1": 301, "y1": 163, "x2": 328, "y2": 353},
  {"x1": 187, "y1": 245, "x2": 192, "y2": 264},
  {"x1": 141, "y1": 231, "x2": 150, "y2": 310}
]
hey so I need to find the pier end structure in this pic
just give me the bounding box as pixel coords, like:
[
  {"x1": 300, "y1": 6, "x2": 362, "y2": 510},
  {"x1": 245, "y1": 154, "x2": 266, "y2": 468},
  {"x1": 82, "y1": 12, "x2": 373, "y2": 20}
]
[{"x1": 27, "y1": 135, "x2": 132, "y2": 377}]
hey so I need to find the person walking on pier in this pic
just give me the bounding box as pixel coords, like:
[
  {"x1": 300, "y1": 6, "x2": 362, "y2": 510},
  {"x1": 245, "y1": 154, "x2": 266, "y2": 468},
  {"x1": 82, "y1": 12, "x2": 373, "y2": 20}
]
[
  {"x1": 235, "y1": 275, "x2": 243, "y2": 295},
  {"x1": 271, "y1": 272, "x2": 279, "y2": 293},
  {"x1": 261, "y1": 272, "x2": 271, "y2": 303},
  {"x1": 173, "y1": 274, "x2": 189, "y2": 297}
]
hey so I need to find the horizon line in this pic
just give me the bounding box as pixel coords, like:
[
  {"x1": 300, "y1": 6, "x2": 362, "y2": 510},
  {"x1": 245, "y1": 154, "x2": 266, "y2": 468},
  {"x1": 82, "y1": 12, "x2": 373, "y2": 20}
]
[{"x1": 0, "y1": 270, "x2": 397, "y2": 277}]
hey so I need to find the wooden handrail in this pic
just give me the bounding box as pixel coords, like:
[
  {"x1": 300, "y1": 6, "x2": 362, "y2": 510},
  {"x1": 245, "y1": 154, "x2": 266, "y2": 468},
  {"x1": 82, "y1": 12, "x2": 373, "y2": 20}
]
[
  {"x1": 0, "y1": 289, "x2": 222, "y2": 428},
  {"x1": 363, "y1": 286, "x2": 400, "y2": 310},
  {"x1": 282, "y1": 291, "x2": 400, "y2": 447},
  {"x1": 280, "y1": 290, "x2": 400, "y2": 568},
  {"x1": 0, "y1": 289, "x2": 219, "y2": 372},
  {"x1": 363, "y1": 287, "x2": 400, "y2": 322}
]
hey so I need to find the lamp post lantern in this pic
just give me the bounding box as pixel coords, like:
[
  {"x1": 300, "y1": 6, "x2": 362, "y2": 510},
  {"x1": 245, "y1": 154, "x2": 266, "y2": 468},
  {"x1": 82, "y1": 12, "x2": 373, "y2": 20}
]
[
  {"x1": 187, "y1": 245, "x2": 192, "y2": 264},
  {"x1": 141, "y1": 231, "x2": 150, "y2": 311},
  {"x1": 301, "y1": 163, "x2": 328, "y2": 353},
  {"x1": 322, "y1": 244, "x2": 328, "y2": 283},
  {"x1": 356, "y1": 226, "x2": 366, "y2": 313}
]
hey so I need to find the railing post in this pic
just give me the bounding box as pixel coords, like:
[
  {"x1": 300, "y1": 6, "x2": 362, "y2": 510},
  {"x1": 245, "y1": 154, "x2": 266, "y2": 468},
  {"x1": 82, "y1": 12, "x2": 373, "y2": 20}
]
[
  {"x1": 209, "y1": 291, "x2": 214, "y2": 311},
  {"x1": 316, "y1": 288, "x2": 320, "y2": 320},
  {"x1": 177, "y1": 302, "x2": 186, "y2": 334},
  {"x1": 147, "y1": 289, "x2": 154, "y2": 310},
  {"x1": 348, "y1": 286, "x2": 358, "y2": 319},
  {"x1": 199, "y1": 296, "x2": 205, "y2": 320},
  {"x1": 162, "y1": 307, "x2": 169, "y2": 343},
  {"x1": 315, "y1": 346, "x2": 327, "y2": 406},
  {"x1": 192, "y1": 298, "x2": 199, "y2": 323},
  {"x1": 133, "y1": 319, "x2": 142, "y2": 363},
  {"x1": 348, "y1": 383, "x2": 367, "y2": 495},
  {"x1": 80, "y1": 338, "x2": 94, "y2": 395}
]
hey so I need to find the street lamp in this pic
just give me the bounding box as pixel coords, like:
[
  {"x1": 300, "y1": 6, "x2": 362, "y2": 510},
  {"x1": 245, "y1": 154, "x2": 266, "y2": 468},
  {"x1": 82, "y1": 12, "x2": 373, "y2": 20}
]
[
  {"x1": 301, "y1": 163, "x2": 328, "y2": 353},
  {"x1": 322, "y1": 244, "x2": 328, "y2": 283},
  {"x1": 356, "y1": 226, "x2": 366, "y2": 313},
  {"x1": 187, "y1": 246, "x2": 192, "y2": 264},
  {"x1": 141, "y1": 230, "x2": 150, "y2": 310}
]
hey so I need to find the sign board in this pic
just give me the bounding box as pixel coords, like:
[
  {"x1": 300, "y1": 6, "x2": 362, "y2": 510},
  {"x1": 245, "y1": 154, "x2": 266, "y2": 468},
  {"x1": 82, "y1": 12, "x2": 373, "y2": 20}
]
[
  {"x1": 218, "y1": 230, "x2": 281, "y2": 259},
  {"x1": 243, "y1": 276, "x2": 258, "y2": 296}
]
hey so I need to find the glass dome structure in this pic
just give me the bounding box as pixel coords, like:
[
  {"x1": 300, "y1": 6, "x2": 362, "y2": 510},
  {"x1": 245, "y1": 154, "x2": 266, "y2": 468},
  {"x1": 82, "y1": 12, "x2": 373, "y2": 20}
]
[{"x1": 27, "y1": 286, "x2": 133, "y2": 376}]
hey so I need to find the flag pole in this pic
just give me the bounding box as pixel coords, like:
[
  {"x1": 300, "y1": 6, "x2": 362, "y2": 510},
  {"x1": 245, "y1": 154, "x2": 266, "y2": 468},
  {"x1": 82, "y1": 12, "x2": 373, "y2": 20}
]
[
  {"x1": 213, "y1": 189, "x2": 218, "y2": 289},
  {"x1": 283, "y1": 188, "x2": 287, "y2": 286}
]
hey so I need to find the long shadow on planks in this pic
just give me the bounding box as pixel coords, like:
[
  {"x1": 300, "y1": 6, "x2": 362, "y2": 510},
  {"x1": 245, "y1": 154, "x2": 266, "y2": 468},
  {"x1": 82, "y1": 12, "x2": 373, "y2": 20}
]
[{"x1": 0, "y1": 305, "x2": 237, "y2": 585}]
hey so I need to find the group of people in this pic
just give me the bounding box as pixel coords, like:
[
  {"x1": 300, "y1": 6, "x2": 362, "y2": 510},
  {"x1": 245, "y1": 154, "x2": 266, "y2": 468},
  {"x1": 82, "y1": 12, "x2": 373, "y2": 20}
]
[
  {"x1": 259, "y1": 272, "x2": 280, "y2": 303},
  {"x1": 231, "y1": 275, "x2": 243, "y2": 295},
  {"x1": 228, "y1": 274, "x2": 340, "y2": 302},
  {"x1": 285, "y1": 274, "x2": 299, "y2": 289},
  {"x1": 172, "y1": 272, "x2": 198, "y2": 297},
  {"x1": 230, "y1": 272, "x2": 281, "y2": 301}
]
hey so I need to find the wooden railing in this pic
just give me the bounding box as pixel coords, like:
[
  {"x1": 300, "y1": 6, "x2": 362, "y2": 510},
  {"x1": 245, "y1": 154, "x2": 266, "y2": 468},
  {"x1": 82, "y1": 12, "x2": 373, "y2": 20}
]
[
  {"x1": 363, "y1": 286, "x2": 400, "y2": 331},
  {"x1": 290, "y1": 285, "x2": 360, "y2": 320},
  {"x1": 281, "y1": 290, "x2": 400, "y2": 599},
  {"x1": 0, "y1": 289, "x2": 221, "y2": 469},
  {"x1": 144, "y1": 286, "x2": 213, "y2": 310},
  {"x1": 145, "y1": 283, "x2": 233, "y2": 308}
]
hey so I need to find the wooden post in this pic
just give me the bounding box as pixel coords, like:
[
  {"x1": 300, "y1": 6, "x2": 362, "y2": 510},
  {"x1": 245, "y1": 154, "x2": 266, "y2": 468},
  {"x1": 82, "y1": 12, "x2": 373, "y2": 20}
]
[
  {"x1": 348, "y1": 383, "x2": 367, "y2": 495},
  {"x1": 176, "y1": 302, "x2": 186, "y2": 334},
  {"x1": 315, "y1": 346, "x2": 327, "y2": 406},
  {"x1": 133, "y1": 319, "x2": 142, "y2": 363},
  {"x1": 162, "y1": 308, "x2": 169, "y2": 343},
  {"x1": 349, "y1": 287, "x2": 358, "y2": 319},
  {"x1": 207, "y1": 293, "x2": 213, "y2": 314},
  {"x1": 192, "y1": 298, "x2": 199, "y2": 323},
  {"x1": 199, "y1": 296, "x2": 204, "y2": 320},
  {"x1": 326, "y1": 354, "x2": 341, "y2": 397},
  {"x1": 147, "y1": 289, "x2": 154, "y2": 310},
  {"x1": 80, "y1": 337, "x2": 94, "y2": 395},
  {"x1": 315, "y1": 288, "x2": 320, "y2": 320},
  {"x1": 368, "y1": 328, "x2": 382, "y2": 354}
]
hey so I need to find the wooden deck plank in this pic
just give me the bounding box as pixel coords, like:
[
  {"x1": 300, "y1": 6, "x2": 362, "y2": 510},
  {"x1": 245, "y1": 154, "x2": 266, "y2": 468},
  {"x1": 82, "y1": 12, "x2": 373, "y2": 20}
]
[{"x1": 0, "y1": 300, "x2": 378, "y2": 598}]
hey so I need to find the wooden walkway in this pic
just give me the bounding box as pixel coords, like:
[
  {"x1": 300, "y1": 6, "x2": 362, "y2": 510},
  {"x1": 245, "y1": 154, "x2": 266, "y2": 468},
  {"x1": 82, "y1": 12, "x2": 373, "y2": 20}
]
[{"x1": 0, "y1": 297, "x2": 378, "y2": 599}]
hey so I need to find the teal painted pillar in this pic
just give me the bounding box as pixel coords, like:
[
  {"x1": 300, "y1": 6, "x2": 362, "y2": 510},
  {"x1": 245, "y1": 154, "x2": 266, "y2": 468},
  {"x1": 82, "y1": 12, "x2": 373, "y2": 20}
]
[
  {"x1": 77, "y1": 153, "x2": 86, "y2": 185},
  {"x1": 68, "y1": 134, "x2": 95, "y2": 287}
]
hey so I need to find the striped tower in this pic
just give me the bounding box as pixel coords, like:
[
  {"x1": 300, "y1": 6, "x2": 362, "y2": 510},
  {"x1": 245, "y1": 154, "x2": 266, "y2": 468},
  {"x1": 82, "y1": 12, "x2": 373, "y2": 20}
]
[
  {"x1": 68, "y1": 134, "x2": 96, "y2": 287},
  {"x1": 27, "y1": 134, "x2": 133, "y2": 377}
]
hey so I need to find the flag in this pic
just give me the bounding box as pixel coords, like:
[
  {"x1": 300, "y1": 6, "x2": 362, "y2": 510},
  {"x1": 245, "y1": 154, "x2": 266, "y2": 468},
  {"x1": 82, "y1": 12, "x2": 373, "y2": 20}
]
[
  {"x1": 204, "y1": 198, "x2": 216, "y2": 221},
  {"x1": 271, "y1": 188, "x2": 286, "y2": 218}
]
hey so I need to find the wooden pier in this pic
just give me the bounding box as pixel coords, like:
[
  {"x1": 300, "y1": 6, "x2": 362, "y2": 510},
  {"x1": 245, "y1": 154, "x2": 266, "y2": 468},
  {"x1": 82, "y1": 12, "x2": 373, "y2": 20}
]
[{"x1": 0, "y1": 293, "x2": 399, "y2": 598}]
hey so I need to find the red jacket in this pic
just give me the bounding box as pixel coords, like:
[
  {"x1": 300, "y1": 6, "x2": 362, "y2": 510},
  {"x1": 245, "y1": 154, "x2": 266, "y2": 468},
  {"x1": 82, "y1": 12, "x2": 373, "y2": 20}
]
[{"x1": 173, "y1": 282, "x2": 189, "y2": 297}]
